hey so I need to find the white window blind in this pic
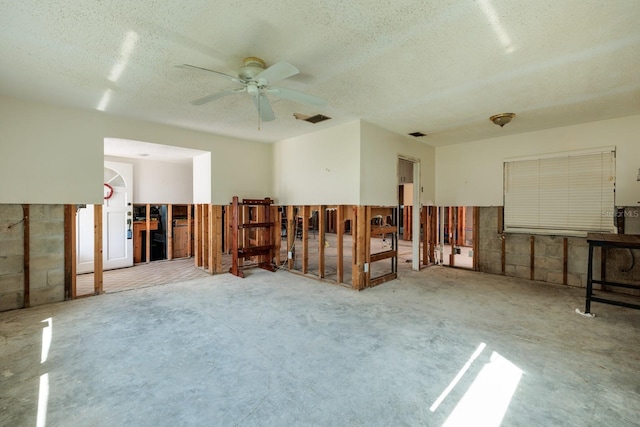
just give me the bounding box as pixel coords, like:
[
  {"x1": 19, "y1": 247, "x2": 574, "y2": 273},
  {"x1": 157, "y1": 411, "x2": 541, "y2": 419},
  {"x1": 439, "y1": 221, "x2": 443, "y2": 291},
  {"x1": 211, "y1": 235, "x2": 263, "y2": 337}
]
[{"x1": 504, "y1": 149, "x2": 616, "y2": 235}]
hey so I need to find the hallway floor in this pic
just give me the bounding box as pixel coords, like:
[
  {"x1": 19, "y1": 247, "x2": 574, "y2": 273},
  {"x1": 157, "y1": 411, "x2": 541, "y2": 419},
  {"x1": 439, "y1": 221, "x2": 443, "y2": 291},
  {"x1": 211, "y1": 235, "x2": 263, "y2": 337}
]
[{"x1": 2, "y1": 267, "x2": 639, "y2": 426}]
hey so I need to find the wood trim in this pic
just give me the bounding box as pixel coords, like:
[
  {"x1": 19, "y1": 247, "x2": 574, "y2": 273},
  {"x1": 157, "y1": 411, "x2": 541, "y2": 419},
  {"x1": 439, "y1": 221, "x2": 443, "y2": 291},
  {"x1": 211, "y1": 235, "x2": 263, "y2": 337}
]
[
  {"x1": 64, "y1": 205, "x2": 76, "y2": 300},
  {"x1": 94, "y1": 204, "x2": 103, "y2": 295},
  {"x1": 22, "y1": 205, "x2": 30, "y2": 308}
]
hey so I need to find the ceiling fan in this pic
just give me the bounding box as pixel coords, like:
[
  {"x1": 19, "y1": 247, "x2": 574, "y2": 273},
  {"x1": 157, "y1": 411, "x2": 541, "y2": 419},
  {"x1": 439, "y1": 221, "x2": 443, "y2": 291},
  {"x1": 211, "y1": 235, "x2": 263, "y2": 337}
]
[{"x1": 178, "y1": 57, "x2": 326, "y2": 122}]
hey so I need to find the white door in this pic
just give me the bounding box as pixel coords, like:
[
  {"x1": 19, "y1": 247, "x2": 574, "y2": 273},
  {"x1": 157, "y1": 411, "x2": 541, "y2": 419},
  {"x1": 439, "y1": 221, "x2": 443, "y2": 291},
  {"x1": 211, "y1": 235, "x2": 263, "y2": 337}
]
[{"x1": 77, "y1": 161, "x2": 134, "y2": 273}]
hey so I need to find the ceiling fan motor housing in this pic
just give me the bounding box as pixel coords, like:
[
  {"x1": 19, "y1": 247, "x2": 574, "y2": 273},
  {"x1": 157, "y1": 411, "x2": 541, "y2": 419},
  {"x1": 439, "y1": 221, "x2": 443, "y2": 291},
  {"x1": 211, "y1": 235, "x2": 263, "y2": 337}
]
[{"x1": 239, "y1": 57, "x2": 266, "y2": 81}]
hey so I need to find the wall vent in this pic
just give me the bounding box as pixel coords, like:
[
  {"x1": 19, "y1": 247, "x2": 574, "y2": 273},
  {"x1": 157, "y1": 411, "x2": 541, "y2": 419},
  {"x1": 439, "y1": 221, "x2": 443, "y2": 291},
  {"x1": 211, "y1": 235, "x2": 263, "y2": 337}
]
[{"x1": 408, "y1": 131, "x2": 426, "y2": 137}]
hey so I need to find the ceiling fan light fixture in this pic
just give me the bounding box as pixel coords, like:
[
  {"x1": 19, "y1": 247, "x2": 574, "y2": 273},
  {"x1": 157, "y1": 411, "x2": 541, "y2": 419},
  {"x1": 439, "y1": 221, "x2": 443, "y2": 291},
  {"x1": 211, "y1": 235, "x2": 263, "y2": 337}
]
[{"x1": 490, "y1": 113, "x2": 515, "y2": 127}]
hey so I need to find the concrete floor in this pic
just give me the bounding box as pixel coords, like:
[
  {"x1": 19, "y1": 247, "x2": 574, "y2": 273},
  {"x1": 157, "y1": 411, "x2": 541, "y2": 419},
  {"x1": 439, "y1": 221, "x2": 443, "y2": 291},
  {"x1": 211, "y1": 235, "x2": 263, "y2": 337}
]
[{"x1": 1, "y1": 267, "x2": 639, "y2": 426}]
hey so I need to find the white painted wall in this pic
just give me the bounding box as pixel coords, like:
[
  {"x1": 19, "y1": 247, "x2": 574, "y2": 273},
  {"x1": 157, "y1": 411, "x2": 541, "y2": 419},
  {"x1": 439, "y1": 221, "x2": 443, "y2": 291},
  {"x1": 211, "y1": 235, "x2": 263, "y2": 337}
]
[
  {"x1": 193, "y1": 153, "x2": 211, "y2": 204},
  {"x1": 104, "y1": 155, "x2": 193, "y2": 204},
  {"x1": 272, "y1": 121, "x2": 361, "y2": 205},
  {"x1": 360, "y1": 121, "x2": 436, "y2": 206},
  {"x1": 435, "y1": 114, "x2": 640, "y2": 207},
  {"x1": 0, "y1": 95, "x2": 270, "y2": 205}
]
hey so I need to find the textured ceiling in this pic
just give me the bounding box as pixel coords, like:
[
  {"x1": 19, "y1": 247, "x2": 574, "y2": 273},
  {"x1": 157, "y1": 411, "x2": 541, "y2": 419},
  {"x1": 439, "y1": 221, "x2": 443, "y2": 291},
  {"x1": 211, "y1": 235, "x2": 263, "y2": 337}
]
[{"x1": 1, "y1": 0, "x2": 639, "y2": 148}]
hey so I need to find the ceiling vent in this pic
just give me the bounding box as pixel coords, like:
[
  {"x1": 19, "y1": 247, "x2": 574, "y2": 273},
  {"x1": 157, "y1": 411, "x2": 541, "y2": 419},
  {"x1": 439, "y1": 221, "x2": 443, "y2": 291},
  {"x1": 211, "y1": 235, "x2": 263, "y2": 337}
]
[
  {"x1": 293, "y1": 113, "x2": 331, "y2": 124},
  {"x1": 408, "y1": 131, "x2": 426, "y2": 137}
]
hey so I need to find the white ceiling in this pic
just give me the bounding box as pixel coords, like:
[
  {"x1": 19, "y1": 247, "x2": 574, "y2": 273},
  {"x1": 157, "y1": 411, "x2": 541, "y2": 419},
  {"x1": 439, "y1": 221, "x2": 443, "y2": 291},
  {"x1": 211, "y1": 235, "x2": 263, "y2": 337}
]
[{"x1": 1, "y1": 1, "x2": 639, "y2": 148}]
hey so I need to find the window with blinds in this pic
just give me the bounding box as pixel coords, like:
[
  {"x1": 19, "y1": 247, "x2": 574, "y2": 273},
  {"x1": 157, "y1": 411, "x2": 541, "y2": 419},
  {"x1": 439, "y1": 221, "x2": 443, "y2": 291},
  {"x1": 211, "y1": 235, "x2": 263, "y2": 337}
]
[{"x1": 503, "y1": 148, "x2": 616, "y2": 235}]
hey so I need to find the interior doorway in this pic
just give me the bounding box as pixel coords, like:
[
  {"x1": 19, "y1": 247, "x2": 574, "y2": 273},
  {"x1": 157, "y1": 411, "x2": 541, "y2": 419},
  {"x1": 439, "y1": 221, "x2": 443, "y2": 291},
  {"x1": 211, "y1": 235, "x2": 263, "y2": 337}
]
[{"x1": 398, "y1": 157, "x2": 421, "y2": 271}]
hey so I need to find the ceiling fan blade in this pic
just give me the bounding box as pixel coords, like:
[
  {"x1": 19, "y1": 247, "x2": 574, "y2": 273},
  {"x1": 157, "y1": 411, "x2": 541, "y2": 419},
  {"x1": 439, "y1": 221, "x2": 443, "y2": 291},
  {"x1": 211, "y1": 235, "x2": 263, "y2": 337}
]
[
  {"x1": 190, "y1": 88, "x2": 245, "y2": 105},
  {"x1": 256, "y1": 61, "x2": 299, "y2": 84},
  {"x1": 267, "y1": 86, "x2": 327, "y2": 106},
  {"x1": 177, "y1": 64, "x2": 241, "y2": 83},
  {"x1": 252, "y1": 94, "x2": 275, "y2": 122}
]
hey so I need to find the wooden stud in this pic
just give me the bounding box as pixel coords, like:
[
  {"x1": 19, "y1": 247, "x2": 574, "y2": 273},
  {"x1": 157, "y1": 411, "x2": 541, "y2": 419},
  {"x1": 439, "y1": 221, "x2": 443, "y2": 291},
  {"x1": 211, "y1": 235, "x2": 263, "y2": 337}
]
[
  {"x1": 273, "y1": 206, "x2": 281, "y2": 266},
  {"x1": 318, "y1": 205, "x2": 325, "y2": 279},
  {"x1": 336, "y1": 205, "x2": 344, "y2": 283},
  {"x1": 145, "y1": 204, "x2": 151, "y2": 264},
  {"x1": 22, "y1": 205, "x2": 30, "y2": 308},
  {"x1": 302, "y1": 205, "x2": 309, "y2": 274},
  {"x1": 287, "y1": 205, "x2": 295, "y2": 270},
  {"x1": 207, "y1": 204, "x2": 214, "y2": 273},
  {"x1": 229, "y1": 197, "x2": 241, "y2": 277},
  {"x1": 194, "y1": 204, "x2": 202, "y2": 267},
  {"x1": 459, "y1": 207, "x2": 466, "y2": 246},
  {"x1": 530, "y1": 235, "x2": 535, "y2": 280},
  {"x1": 422, "y1": 206, "x2": 428, "y2": 265},
  {"x1": 64, "y1": 205, "x2": 76, "y2": 300},
  {"x1": 167, "y1": 204, "x2": 173, "y2": 260},
  {"x1": 365, "y1": 206, "x2": 372, "y2": 287},
  {"x1": 563, "y1": 237, "x2": 568, "y2": 285},
  {"x1": 351, "y1": 206, "x2": 359, "y2": 289},
  {"x1": 429, "y1": 206, "x2": 436, "y2": 263},
  {"x1": 94, "y1": 204, "x2": 103, "y2": 295},
  {"x1": 215, "y1": 205, "x2": 223, "y2": 273},
  {"x1": 600, "y1": 245, "x2": 607, "y2": 291},
  {"x1": 203, "y1": 205, "x2": 209, "y2": 270},
  {"x1": 187, "y1": 204, "x2": 192, "y2": 258},
  {"x1": 449, "y1": 207, "x2": 456, "y2": 267},
  {"x1": 499, "y1": 207, "x2": 505, "y2": 275},
  {"x1": 473, "y1": 207, "x2": 480, "y2": 271}
]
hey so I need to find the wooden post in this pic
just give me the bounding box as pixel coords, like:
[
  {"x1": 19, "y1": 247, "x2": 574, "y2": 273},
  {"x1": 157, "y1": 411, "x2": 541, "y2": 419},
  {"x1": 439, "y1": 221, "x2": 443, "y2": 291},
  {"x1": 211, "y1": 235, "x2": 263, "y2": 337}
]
[
  {"x1": 429, "y1": 206, "x2": 436, "y2": 263},
  {"x1": 318, "y1": 205, "x2": 325, "y2": 279},
  {"x1": 365, "y1": 206, "x2": 371, "y2": 287},
  {"x1": 187, "y1": 204, "x2": 192, "y2": 258},
  {"x1": 64, "y1": 205, "x2": 76, "y2": 300},
  {"x1": 422, "y1": 206, "x2": 428, "y2": 265},
  {"x1": 351, "y1": 206, "x2": 359, "y2": 289},
  {"x1": 302, "y1": 205, "x2": 309, "y2": 274},
  {"x1": 563, "y1": 237, "x2": 568, "y2": 285},
  {"x1": 352, "y1": 206, "x2": 368, "y2": 290},
  {"x1": 22, "y1": 205, "x2": 30, "y2": 308},
  {"x1": 337, "y1": 205, "x2": 344, "y2": 283},
  {"x1": 167, "y1": 204, "x2": 173, "y2": 260},
  {"x1": 94, "y1": 204, "x2": 103, "y2": 295}
]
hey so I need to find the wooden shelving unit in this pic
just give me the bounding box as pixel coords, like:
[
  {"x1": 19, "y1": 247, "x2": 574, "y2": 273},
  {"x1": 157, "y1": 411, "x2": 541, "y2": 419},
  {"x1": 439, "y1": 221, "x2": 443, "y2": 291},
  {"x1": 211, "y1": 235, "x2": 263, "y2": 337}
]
[{"x1": 229, "y1": 196, "x2": 276, "y2": 278}]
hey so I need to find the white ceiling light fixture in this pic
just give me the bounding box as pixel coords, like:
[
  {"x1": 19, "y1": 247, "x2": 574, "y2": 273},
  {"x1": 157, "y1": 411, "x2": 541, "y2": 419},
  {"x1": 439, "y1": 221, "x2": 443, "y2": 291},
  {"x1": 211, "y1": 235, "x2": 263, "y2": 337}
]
[{"x1": 490, "y1": 113, "x2": 515, "y2": 127}]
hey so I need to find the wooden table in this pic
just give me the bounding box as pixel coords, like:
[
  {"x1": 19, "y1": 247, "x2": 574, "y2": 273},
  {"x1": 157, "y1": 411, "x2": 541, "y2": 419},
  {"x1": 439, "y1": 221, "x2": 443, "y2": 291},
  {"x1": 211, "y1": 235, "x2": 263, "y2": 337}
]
[{"x1": 585, "y1": 233, "x2": 640, "y2": 313}]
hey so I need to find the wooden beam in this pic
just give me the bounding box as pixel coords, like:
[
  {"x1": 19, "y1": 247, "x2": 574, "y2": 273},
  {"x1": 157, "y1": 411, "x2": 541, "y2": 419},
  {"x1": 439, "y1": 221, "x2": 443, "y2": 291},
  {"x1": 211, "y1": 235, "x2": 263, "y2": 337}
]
[
  {"x1": 422, "y1": 206, "x2": 428, "y2": 265},
  {"x1": 370, "y1": 250, "x2": 397, "y2": 263},
  {"x1": 449, "y1": 207, "x2": 456, "y2": 267},
  {"x1": 22, "y1": 204, "x2": 30, "y2": 308},
  {"x1": 352, "y1": 206, "x2": 368, "y2": 290},
  {"x1": 167, "y1": 204, "x2": 173, "y2": 260},
  {"x1": 64, "y1": 205, "x2": 76, "y2": 300},
  {"x1": 365, "y1": 206, "x2": 372, "y2": 287},
  {"x1": 214, "y1": 205, "x2": 223, "y2": 273},
  {"x1": 207, "y1": 204, "x2": 214, "y2": 273},
  {"x1": 94, "y1": 204, "x2": 103, "y2": 295},
  {"x1": 336, "y1": 205, "x2": 344, "y2": 283}
]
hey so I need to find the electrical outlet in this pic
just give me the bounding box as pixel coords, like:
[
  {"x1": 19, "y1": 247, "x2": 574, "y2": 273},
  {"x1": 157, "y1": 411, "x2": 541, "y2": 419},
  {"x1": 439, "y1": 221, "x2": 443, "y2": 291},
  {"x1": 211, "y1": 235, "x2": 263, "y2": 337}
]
[
  {"x1": 364, "y1": 263, "x2": 369, "y2": 273},
  {"x1": 288, "y1": 251, "x2": 293, "y2": 259}
]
